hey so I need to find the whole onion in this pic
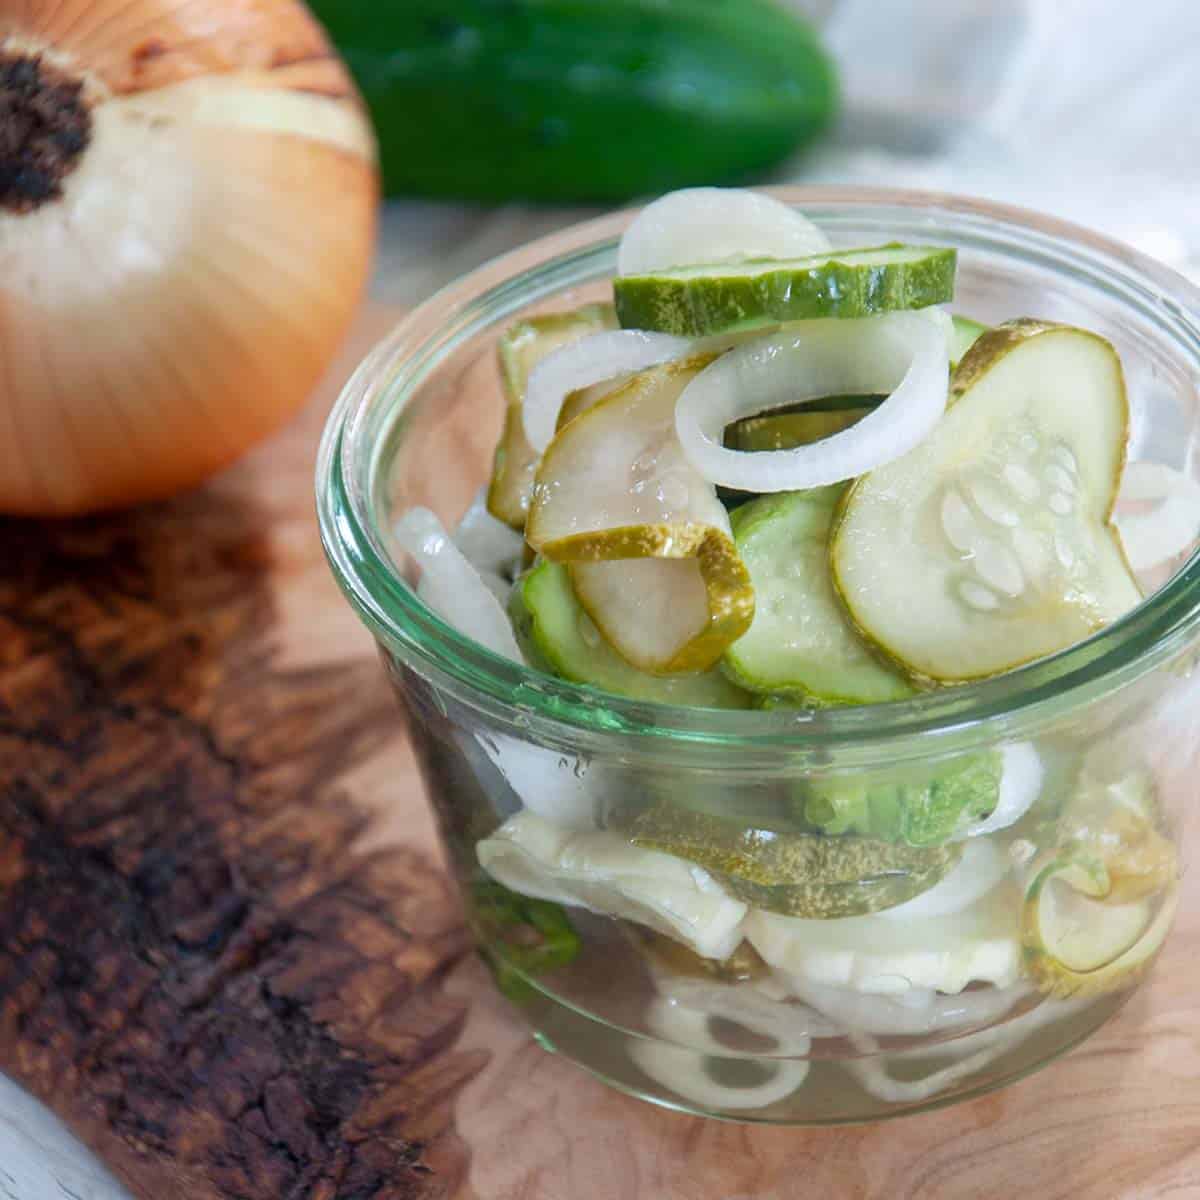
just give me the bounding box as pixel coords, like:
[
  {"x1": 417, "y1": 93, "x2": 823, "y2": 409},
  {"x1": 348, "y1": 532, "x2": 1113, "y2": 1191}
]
[{"x1": 0, "y1": 0, "x2": 378, "y2": 514}]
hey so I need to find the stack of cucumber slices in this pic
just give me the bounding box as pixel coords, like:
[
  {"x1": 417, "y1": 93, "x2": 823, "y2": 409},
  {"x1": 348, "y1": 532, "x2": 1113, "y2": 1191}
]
[{"x1": 398, "y1": 188, "x2": 1184, "y2": 1055}]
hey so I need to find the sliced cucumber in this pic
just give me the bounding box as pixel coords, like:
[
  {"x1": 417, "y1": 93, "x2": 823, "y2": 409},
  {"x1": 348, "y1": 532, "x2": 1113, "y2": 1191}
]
[
  {"x1": 614, "y1": 243, "x2": 956, "y2": 338},
  {"x1": 1022, "y1": 857, "x2": 1176, "y2": 999},
  {"x1": 950, "y1": 314, "x2": 987, "y2": 368},
  {"x1": 796, "y1": 753, "x2": 1002, "y2": 847},
  {"x1": 624, "y1": 802, "x2": 960, "y2": 919},
  {"x1": 725, "y1": 396, "x2": 880, "y2": 452},
  {"x1": 831, "y1": 320, "x2": 1142, "y2": 683},
  {"x1": 513, "y1": 560, "x2": 751, "y2": 708},
  {"x1": 526, "y1": 356, "x2": 754, "y2": 674},
  {"x1": 486, "y1": 304, "x2": 616, "y2": 529},
  {"x1": 725, "y1": 487, "x2": 913, "y2": 704}
]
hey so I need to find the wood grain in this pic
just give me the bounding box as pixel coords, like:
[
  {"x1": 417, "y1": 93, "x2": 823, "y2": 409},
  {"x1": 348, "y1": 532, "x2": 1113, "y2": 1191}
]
[
  {"x1": 0, "y1": 309, "x2": 487, "y2": 1200},
  {"x1": 2, "y1": 290, "x2": 1199, "y2": 1200}
]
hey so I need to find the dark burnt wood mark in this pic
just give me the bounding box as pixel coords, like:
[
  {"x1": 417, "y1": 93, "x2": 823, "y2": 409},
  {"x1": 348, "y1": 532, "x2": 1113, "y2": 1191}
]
[{"x1": 0, "y1": 496, "x2": 486, "y2": 1199}]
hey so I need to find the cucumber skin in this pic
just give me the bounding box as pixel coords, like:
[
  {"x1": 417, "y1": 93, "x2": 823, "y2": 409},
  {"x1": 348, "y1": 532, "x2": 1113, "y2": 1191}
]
[
  {"x1": 514, "y1": 561, "x2": 752, "y2": 708},
  {"x1": 307, "y1": 0, "x2": 837, "y2": 203},
  {"x1": 615, "y1": 246, "x2": 957, "y2": 337}
]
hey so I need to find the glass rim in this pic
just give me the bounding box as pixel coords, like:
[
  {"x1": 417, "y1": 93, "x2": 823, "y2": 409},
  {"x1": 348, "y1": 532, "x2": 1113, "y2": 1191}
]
[{"x1": 317, "y1": 185, "x2": 1200, "y2": 754}]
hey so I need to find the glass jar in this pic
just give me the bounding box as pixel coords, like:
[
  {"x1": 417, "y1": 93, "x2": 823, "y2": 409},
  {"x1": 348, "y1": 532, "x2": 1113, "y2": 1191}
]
[{"x1": 317, "y1": 189, "x2": 1200, "y2": 1124}]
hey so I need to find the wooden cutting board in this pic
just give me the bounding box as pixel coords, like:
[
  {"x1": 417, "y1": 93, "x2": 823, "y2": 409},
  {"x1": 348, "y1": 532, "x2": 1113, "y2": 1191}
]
[{"x1": 2, "y1": 305, "x2": 1200, "y2": 1200}]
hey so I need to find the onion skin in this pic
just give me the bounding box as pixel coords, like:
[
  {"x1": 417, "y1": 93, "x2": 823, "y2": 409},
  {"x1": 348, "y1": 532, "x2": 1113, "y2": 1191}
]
[{"x1": 0, "y1": 0, "x2": 378, "y2": 514}]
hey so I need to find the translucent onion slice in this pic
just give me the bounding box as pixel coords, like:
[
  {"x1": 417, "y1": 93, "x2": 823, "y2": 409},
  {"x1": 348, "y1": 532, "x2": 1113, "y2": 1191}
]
[
  {"x1": 476, "y1": 811, "x2": 748, "y2": 960},
  {"x1": 395, "y1": 508, "x2": 522, "y2": 662},
  {"x1": 874, "y1": 839, "x2": 1010, "y2": 922},
  {"x1": 523, "y1": 331, "x2": 694, "y2": 453},
  {"x1": 630, "y1": 998, "x2": 811, "y2": 1111},
  {"x1": 527, "y1": 357, "x2": 754, "y2": 673},
  {"x1": 675, "y1": 310, "x2": 951, "y2": 493},
  {"x1": 650, "y1": 980, "x2": 823, "y2": 1053},
  {"x1": 957, "y1": 743, "x2": 1044, "y2": 839},
  {"x1": 473, "y1": 732, "x2": 606, "y2": 832},
  {"x1": 785, "y1": 976, "x2": 1029, "y2": 1037},
  {"x1": 1115, "y1": 461, "x2": 1200, "y2": 570},
  {"x1": 745, "y1": 874, "x2": 1022, "y2": 996},
  {"x1": 617, "y1": 187, "x2": 830, "y2": 277},
  {"x1": 454, "y1": 488, "x2": 526, "y2": 590},
  {"x1": 844, "y1": 996, "x2": 1088, "y2": 1104}
]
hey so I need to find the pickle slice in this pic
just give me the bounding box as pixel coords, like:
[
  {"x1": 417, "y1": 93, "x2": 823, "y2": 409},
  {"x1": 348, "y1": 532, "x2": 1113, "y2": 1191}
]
[
  {"x1": 614, "y1": 244, "x2": 957, "y2": 337},
  {"x1": 949, "y1": 314, "x2": 987, "y2": 366},
  {"x1": 486, "y1": 304, "x2": 617, "y2": 529},
  {"x1": 1022, "y1": 858, "x2": 1177, "y2": 999},
  {"x1": 724, "y1": 487, "x2": 914, "y2": 703},
  {"x1": 832, "y1": 320, "x2": 1142, "y2": 683},
  {"x1": 724, "y1": 396, "x2": 880, "y2": 452},
  {"x1": 622, "y1": 803, "x2": 960, "y2": 918},
  {"x1": 526, "y1": 357, "x2": 754, "y2": 673},
  {"x1": 1022, "y1": 769, "x2": 1179, "y2": 997},
  {"x1": 512, "y1": 560, "x2": 751, "y2": 708}
]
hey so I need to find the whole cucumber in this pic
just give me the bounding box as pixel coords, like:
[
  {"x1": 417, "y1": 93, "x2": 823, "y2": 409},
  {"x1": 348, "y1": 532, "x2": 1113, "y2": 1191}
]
[{"x1": 308, "y1": 0, "x2": 838, "y2": 203}]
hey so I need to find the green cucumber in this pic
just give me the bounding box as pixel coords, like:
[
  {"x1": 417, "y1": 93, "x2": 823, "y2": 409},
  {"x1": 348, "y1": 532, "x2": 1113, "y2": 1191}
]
[
  {"x1": 487, "y1": 304, "x2": 616, "y2": 529},
  {"x1": 950, "y1": 314, "x2": 987, "y2": 367},
  {"x1": 623, "y1": 802, "x2": 961, "y2": 918},
  {"x1": 724, "y1": 488, "x2": 914, "y2": 704},
  {"x1": 513, "y1": 560, "x2": 751, "y2": 708},
  {"x1": 310, "y1": 0, "x2": 837, "y2": 203},
  {"x1": 725, "y1": 397, "x2": 880, "y2": 453},
  {"x1": 831, "y1": 320, "x2": 1142, "y2": 684},
  {"x1": 614, "y1": 244, "x2": 956, "y2": 337},
  {"x1": 796, "y1": 754, "x2": 1003, "y2": 847},
  {"x1": 470, "y1": 880, "x2": 580, "y2": 1003}
]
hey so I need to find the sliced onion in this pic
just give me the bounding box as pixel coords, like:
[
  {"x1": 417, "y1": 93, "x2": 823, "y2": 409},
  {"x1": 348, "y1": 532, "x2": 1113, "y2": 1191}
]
[
  {"x1": 675, "y1": 310, "x2": 951, "y2": 493},
  {"x1": 1115, "y1": 461, "x2": 1200, "y2": 570},
  {"x1": 453, "y1": 487, "x2": 526, "y2": 584},
  {"x1": 476, "y1": 811, "x2": 749, "y2": 960},
  {"x1": 617, "y1": 187, "x2": 831, "y2": 277},
  {"x1": 845, "y1": 996, "x2": 1088, "y2": 1104},
  {"x1": 957, "y1": 743, "x2": 1044, "y2": 840},
  {"x1": 629, "y1": 997, "x2": 810, "y2": 1111},
  {"x1": 652, "y1": 977, "x2": 837, "y2": 1048},
  {"x1": 875, "y1": 839, "x2": 1011, "y2": 922},
  {"x1": 394, "y1": 507, "x2": 522, "y2": 662},
  {"x1": 523, "y1": 330, "x2": 694, "y2": 452},
  {"x1": 785, "y1": 976, "x2": 1029, "y2": 1037},
  {"x1": 474, "y1": 733, "x2": 605, "y2": 831},
  {"x1": 745, "y1": 873, "x2": 1022, "y2": 996}
]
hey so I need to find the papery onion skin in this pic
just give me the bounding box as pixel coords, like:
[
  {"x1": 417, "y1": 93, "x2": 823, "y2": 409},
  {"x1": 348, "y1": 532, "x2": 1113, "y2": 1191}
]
[{"x1": 0, "y1": 0, "x2": 378, "y2": 515}]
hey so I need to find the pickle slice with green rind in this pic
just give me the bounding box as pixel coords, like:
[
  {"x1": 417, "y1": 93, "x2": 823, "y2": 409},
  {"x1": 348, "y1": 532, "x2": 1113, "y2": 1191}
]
[
  {"x1": 797, "y1": 753, "x2": 1003, "y2": 847},
  {"x1": 614, "y1": 244, "x2": 957, "y2": 337},
  {"x1": 831, "y1": 320, "x2": 1142, "y2": 683},
  {"x1": 1022, "y1": 769, "x2": 1179, "y2": 997},
  {"x1": 527, "y1": 356, "x2": 754, "y2": 673},
  {"x1": 487, "y1": 304, "x2": 617, "y2": 529},
  {"x1": 724, "y1": 487, "x2": 914, "y2": 703},
  {"x1": 949, "y1": 314, "x2": 987, "y2": 367},
  {"x1": 622, "y1": 803, "x2": 961, "y2": 918},
  {"x1": 724, "y1": 398, "x2": 879, "y2": 452},
  {"x1": 1022, "y1": 857, "x2": 1177, "y2": 999},
  {"x1": 512, "y1": 560, "x2": 751, "y2": 707}
]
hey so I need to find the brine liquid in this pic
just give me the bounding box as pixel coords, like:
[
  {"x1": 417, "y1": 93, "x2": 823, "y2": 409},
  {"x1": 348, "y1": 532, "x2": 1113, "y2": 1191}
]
[{"x1": 399, "y1": 682, "x2": 1152, "y2": 1123}]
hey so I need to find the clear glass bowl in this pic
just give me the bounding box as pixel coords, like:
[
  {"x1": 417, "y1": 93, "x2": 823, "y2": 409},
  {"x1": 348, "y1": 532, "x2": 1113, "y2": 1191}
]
[{"x1": 317, "y1": 188, "x2": 1200, "y2": 1124}]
